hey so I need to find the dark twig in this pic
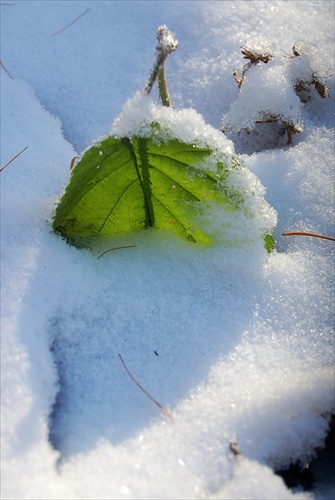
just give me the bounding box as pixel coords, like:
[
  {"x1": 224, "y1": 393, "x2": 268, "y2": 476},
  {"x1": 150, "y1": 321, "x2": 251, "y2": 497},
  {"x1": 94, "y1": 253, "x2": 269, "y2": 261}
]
[
  {"x1": 283, "y1": 231, "x2": 335, "y2": 242},
  {"x1": 97, "y1": 245, "x2": 137, "y2": 259},
  {"x1": 229, "y1": 440, "x2": 242, "y2": 458},
  {"x1": 118, "y1": 353, "x2": 174, "y2": 422},
  {"x1": 52, "y1": 8, "x2": 90, "y2": 37},
  {"x1": 0, "y1": 146, "x2": 28, "y2": 173}
]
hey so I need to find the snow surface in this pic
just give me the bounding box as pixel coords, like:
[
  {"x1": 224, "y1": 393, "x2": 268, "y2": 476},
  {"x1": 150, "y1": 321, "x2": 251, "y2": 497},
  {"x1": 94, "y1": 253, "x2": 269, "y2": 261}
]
[{"x1": 1, "y1": 1, "x2": 334, "y2": 499}]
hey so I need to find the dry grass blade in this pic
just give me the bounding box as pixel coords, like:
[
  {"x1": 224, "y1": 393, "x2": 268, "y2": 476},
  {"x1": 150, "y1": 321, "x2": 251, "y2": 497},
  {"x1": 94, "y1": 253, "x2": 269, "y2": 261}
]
[
  {"x1": 1, "y1": 146, "x2": 28, "y2": 173},
  {"x1": 97, "y1": 245, "x2": 137, "y2": 259},
  {"x1": 283, "y1": 231, "x2": 335, "y2": 242},
  {"x1": 118, "y1": 353, "x2": 174, "y2": 422},
  {"x1": 52, "y1": 8, "x2": 90, "y2": 37}
]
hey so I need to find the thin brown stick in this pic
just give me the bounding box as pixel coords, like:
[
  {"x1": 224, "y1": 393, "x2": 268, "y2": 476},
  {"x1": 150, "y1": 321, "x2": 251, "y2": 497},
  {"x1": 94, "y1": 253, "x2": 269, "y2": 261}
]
[
  {"x1": 118, "y1": 353, "x2": 174, "y2": 422},
  {"x1": 52, "y1": 8, "x2": 90, "y2": 37},
  {"x1": 0, "y1": 60, "x2": 13, "y2": 79},
  {"x1": 282, "y1": 231, "x2": 335, "y2": 242},
  {"x1": 97, "y1": 245, "x2": 137, "y2": 259},
  {"x1": 0, "y1": 146, "x2": 28, "y2": 173}
]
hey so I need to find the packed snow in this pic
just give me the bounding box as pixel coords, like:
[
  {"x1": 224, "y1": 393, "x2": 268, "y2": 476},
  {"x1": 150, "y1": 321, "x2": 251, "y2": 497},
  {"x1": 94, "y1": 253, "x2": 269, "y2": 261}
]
[{"x1": 1, "y1": 1, "x2": 334, "y2": 499}]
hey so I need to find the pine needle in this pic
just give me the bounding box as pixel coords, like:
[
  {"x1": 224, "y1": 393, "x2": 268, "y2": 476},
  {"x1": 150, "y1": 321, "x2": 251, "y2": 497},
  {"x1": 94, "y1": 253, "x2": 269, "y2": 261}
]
[
  {"x1": 118, "y1": 353, "x2": 174, "y2": 422},
  {"x1": 52, "y1": 8, "x2": 90, "y2": 37},
  {"x1": 0, "y1": 146, "x2": 28, "y2": 173},
  {"x1": 0, "y1": 60, "x2": 13, "y2": 79},
  {"x1": 282, "y1": 231, "x2": 335, "y2": 242},
  {"x1": 97, "y1": 245, "x2": 137, "y2": 259}
]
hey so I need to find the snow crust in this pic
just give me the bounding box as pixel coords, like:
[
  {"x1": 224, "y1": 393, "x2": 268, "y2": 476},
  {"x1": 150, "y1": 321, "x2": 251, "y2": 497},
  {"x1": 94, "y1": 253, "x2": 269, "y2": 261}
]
[{"x1": 1, "y1": 1, "x2": 334, "y2": 499}]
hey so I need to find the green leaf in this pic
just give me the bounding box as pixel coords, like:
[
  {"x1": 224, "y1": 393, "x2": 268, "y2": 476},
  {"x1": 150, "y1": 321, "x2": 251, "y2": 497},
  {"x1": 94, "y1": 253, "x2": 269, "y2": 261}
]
[
  {"x1": 264, "y1": 233, "x2": 275, "y2": 253},
  {"x1": 53, "y1": 134, "x2": 235, "y2": 246}
]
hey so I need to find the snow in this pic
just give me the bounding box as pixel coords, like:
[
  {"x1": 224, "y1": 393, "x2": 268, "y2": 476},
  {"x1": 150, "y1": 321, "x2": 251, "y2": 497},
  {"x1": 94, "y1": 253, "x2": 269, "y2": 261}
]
[
  {"x1": 221, "y1": 37, "x2": 333, "y2": 136},
  {"x1": 1, "y1": 1, "x2": 334, "y2": 499}
]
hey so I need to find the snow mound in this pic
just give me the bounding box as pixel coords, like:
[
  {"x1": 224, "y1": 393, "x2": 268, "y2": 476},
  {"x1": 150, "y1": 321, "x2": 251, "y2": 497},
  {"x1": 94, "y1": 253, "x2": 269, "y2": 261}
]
[
  {"x1": 222, "y1": 37, "x2": 333, "y2": 138},
  {"x1": 222, "y1": 63, "x2": 304, "y2": 132}
]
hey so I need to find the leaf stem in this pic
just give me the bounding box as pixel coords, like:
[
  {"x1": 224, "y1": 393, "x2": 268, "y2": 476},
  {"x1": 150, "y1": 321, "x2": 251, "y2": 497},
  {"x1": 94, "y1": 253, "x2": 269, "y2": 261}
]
[
  {"x1": 157, "y1": 62, "x2": 172, "y2": 107},
  {"x1": 143, "y1": 25, "x2": 178, "y2": 106}
]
